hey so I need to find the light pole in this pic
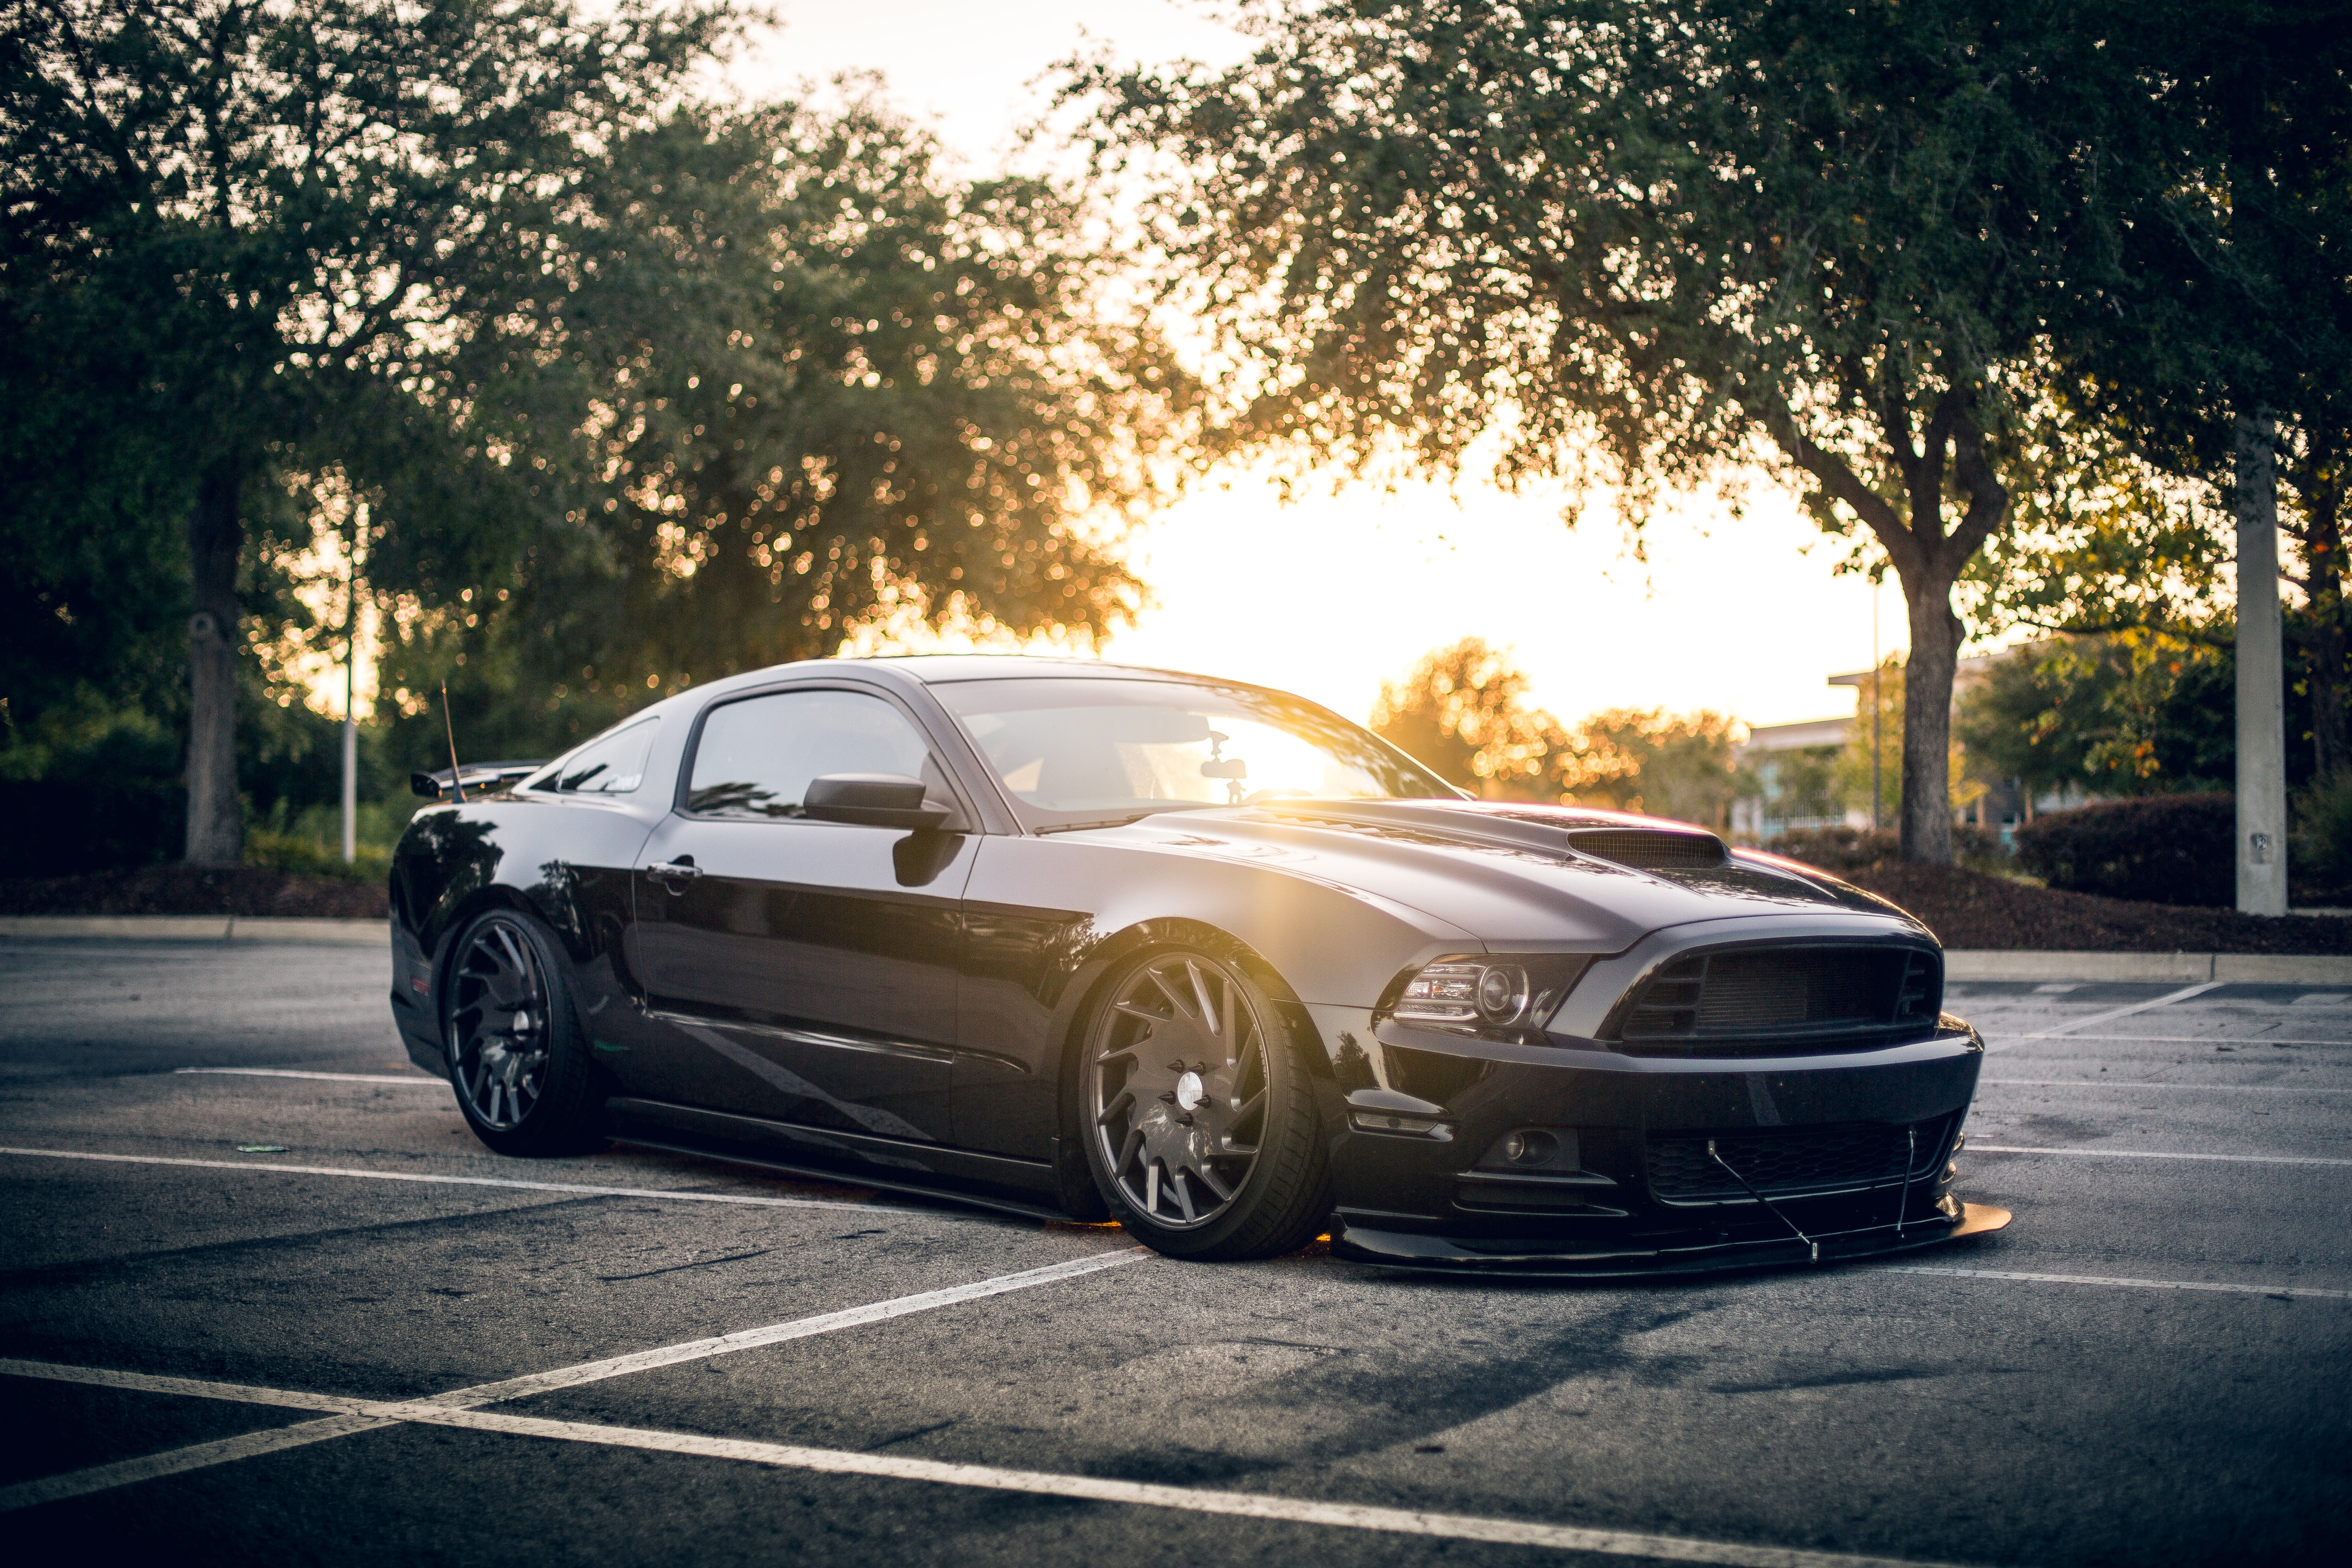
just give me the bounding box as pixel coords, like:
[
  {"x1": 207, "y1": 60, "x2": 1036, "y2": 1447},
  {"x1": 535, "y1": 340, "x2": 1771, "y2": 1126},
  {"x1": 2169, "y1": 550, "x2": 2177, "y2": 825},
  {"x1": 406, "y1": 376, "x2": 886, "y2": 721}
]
[
  {"x1": 341, "y1": 505, "x2": 363, "y2": 865},
  {"x1": 1870, "y1": 578, "x2": 1881, "y2": 833}
]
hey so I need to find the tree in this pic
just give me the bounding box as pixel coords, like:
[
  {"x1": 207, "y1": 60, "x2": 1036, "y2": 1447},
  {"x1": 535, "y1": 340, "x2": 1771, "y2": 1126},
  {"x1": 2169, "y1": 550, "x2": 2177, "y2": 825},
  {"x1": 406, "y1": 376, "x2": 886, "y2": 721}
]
[
  {"x1": 1, "y1": 0, "x2": 742, "y2": 862},
  {"x1": 1370, "y1": 639, "x2": 1748, "y2": 822},
  {"x1": 366, "y1": 90, "x2": 1196, "y2": 766},
  {"x1": 1370, "y1": 638, "x2": 1559, "y2": 797},
  {"x1": 1834, "y1": 658, "x2": 1985, "y2": 825},
  {"x1": 1955, "y1": 636, "x2": 2244, "y2": 800},
  {"x1": 1079, "y1": 0, "x2": 2129, "y2": 864},
  {"x1": 1556, "y1": 710, "x2": 1746, "y2": 827},
  {"x1": 2026, "y1": 2, "x2": 2352, "y2": 909}
]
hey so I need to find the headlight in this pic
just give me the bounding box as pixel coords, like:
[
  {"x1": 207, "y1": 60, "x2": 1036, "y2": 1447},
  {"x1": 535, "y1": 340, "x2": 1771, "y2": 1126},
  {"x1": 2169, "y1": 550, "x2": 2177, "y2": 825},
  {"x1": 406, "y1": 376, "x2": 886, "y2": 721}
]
[
  {"x1": 1389, "y1": 955, "x2": 1590, "y2": 1034},
  {"x1": 1397, "y1": 962, "x2": 1528, "y2": 1026}
]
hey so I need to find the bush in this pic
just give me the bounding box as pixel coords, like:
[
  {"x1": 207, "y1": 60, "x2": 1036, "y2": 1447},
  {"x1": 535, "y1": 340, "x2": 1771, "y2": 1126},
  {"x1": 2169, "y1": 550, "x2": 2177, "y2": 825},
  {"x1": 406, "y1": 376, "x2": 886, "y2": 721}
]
[
  {"x1": 2294, "y1": 771, "x2": 2352, "y2": 898},
  {"x1": 2013, "y1": 793, "x2": 2233, "y2": 906},
  {"x1": 1766, "y1": 824, "x2": 2010, "y2": 875},
  {"x1": 0, "y1": 779, "x2": 185, "y2": 876},
  {"x1": 244, "y1": 827, "x2": 392, "y2": 886}
]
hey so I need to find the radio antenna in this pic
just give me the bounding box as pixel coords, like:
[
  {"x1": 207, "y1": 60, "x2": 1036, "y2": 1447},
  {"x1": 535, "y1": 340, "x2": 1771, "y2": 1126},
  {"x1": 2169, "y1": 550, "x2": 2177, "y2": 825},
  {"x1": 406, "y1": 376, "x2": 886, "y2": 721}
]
[{"x1": 441, "y1": 679, "x2": 466, "y2": 803}]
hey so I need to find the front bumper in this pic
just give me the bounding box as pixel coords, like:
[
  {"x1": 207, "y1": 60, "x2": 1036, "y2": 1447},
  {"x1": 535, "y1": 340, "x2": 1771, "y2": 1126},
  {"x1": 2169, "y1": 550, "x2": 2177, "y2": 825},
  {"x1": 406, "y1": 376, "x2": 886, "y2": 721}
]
[{"x1": 1317, "y1": 1011, "x2": 1993, "y2": 1276}]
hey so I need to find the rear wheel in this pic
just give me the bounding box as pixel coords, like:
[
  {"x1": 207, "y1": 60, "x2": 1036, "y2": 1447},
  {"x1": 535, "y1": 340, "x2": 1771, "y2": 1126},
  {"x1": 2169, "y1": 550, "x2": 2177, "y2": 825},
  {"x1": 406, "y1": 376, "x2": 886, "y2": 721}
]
[
  {"x1": 442, "y1": 910, "x2": 602, "y2": 1156},
  {"x1": 1080, "y1": 946, "x2": 1330, "y2": 1260}
]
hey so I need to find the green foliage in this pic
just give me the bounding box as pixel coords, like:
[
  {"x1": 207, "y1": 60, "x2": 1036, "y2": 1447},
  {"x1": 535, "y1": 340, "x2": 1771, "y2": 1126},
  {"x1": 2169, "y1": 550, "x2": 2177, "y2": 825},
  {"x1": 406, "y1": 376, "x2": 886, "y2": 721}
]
[
  {"x1": 1, "y1": 0, "x2": 753, "y2": 861},
  {"x1": 1955, "y1": 637, "x2": 2252, "y2": 798},
  {"x1": 1370, "y1": 640, "x2": 1555, "y2": 797},
  {"x1": 372, "y1": 90, "x2": 1194, "y2": 770},
  {"x1": 1558, "y1": 710, "x2": 1750, "y2": 829},
  {"x1": 1770, "y1": 825, "x2": 2012, "y2": 877},
  {"x1": 1076, "y1": 0, "x2": 2140, "y2": 861},
  {"x1": 2034, "y1": 2, "x2": 2352, "y2": 483},
  {"x1": 2292, "y1": 771, "x2": 2352, "y2": 896},
  {"x1": 245, "y1": 801, "x2": 403, "y2": 886},
  {"x1": 2, "y1": 8, "x2": 1194, "y2": 866},
  {"x1": 1833, "y1": 659, "x2": 1984, "y2": 821},
  {"x1": 1974, "y1": 6, "x2": 2352, "y2": 780},
  {"x1": 2013, "y1": 795, "x2": 2236, "y2": 907},
  {"x1": 1750, "y1": 745, "x2": 1845, "y2": 828},
  {"x1": 1370, "y1": 639, "x2": 1750, "y2": 826}
]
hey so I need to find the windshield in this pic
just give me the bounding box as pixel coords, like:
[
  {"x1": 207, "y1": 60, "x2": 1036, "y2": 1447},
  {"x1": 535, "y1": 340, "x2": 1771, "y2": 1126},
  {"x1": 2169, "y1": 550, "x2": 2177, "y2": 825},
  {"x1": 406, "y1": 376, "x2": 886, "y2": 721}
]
[{"x1": 931, "y1": 677, "x2": 1456, "y2": 829}]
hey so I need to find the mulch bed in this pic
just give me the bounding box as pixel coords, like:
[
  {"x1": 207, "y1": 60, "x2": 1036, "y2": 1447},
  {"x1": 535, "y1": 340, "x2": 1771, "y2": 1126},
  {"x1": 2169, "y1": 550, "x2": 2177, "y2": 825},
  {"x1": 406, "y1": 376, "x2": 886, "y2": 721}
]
[
  {"x1": 0, "y1": 865, "x2": 388, "y2": 920},
  {"x1": 1845, "y1": 861, "x2": 2352, "y2": 954}
]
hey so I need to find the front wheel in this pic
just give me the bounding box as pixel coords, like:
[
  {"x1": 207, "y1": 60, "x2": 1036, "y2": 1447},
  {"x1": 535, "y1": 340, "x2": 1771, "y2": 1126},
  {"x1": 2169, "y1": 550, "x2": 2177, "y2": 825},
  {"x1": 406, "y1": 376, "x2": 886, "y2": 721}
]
[
  {"x1": 442, "y1": 909, "x2": 603, "y2": 1156},
  {"x1": 1079, "y1": 946, "x2": 1330, "y2": 1260}
]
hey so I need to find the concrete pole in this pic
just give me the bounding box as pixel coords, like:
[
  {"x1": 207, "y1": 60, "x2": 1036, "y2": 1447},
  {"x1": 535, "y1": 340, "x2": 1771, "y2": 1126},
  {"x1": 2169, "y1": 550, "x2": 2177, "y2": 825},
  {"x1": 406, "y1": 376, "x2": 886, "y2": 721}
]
[
  {"x1": 2236, "y1": 410, "x2": 2287, "y2": 915},
  {"x1": 1870, "y1": 583, "x2": 1882, "y2": 831},
  {"x1": 340, "y1": 510, "x2": 360, "y2": 865}
]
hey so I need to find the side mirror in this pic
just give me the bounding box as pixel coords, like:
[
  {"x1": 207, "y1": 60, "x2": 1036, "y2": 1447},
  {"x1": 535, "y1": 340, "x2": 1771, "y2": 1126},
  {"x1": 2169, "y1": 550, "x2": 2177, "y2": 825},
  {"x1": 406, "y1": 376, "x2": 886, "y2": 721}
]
[
  {"x1": 803, "y1": 773, "x2": 951, "y2": 830},
  {"x1": 410, "y1": 771, "x2": 445, "y2": 800}
]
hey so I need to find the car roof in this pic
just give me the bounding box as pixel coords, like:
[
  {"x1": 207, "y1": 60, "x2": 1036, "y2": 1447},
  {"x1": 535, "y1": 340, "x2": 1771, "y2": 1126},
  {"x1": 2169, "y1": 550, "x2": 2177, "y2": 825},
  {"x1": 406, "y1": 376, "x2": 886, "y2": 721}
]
[
  {"x1": 704, "y1": 653, "x2": 1265, "y2": 691},
  {"x1": 878, "y1": 654, "x2": 1242, "y2": 686}
]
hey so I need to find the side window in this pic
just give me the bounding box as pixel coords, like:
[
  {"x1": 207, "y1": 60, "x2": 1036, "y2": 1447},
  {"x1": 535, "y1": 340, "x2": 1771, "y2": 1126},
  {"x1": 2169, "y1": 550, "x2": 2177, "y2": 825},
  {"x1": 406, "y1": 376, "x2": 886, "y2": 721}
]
[
  {"x1": 687, "y1": 689, "x2": 949, "y2": 821},
  {"x1": 549, "y1": 717, "x2": 659, "y2": 794}
]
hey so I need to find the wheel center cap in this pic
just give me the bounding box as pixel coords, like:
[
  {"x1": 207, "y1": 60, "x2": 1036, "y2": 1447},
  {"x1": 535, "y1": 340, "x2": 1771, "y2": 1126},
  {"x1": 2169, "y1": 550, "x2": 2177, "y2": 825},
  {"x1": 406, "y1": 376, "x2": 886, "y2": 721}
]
[{"x1": 1174, "y1": 1070, "x2": 1206, "y2": 1112}]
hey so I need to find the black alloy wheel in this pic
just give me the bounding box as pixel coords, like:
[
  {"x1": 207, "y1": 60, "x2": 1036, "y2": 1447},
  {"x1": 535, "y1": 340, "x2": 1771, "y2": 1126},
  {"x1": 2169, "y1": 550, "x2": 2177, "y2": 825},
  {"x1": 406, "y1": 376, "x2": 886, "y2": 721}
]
[
  {"x1": 443, "y1": 910, "x2": 601, "y2": 1156},
  {"x1": 1080, "y1": 947, "x2": 1330, "y2": 1260}
]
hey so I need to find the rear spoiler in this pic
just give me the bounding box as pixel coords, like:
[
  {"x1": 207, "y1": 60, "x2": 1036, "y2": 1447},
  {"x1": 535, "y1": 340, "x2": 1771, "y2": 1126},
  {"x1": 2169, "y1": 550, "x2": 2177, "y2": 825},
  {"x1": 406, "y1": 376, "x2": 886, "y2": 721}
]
[{"x1": 410, "y1": 760, "x2": 549, "y2": 801}]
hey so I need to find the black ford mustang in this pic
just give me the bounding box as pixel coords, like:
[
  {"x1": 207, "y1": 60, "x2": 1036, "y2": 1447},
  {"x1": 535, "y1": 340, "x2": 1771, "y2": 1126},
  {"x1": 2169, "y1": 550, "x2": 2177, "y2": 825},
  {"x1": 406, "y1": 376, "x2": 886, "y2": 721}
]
[{"x1": 389, "y1": 655, "x2": 2007, "y2": 1274}]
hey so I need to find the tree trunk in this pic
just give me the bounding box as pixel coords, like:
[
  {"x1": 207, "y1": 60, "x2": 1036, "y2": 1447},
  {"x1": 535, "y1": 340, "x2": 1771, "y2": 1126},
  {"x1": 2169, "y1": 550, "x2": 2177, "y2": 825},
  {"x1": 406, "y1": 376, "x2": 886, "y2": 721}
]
[
  {"x1": 183, "y1": 461, "x2": 243, "y2": 866},
  {"x1": 1897, "y1": 572, "x2": 1961, "y2": 866},
  {"x1": 2307, "y1": 475, "x2": 2348, "y2": 779},
  {"x1": 2235, "y1": 409, "x2": 2288, "y2": 915}
]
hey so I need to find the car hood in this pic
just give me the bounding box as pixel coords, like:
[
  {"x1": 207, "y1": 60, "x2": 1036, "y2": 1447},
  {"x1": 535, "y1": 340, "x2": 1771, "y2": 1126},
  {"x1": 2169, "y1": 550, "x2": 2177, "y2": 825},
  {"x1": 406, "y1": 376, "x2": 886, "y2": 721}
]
[{"x1": 1097, "y1": 798, "x2": 1918, "y2": 951}]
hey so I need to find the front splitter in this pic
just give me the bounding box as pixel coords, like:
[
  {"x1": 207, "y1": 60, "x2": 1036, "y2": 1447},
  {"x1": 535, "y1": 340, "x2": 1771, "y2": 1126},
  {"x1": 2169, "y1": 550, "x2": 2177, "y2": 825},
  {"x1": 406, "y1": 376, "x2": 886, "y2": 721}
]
[{"x1": 1329, "y1": 1200, "x2": 2013, "y2": 1279}]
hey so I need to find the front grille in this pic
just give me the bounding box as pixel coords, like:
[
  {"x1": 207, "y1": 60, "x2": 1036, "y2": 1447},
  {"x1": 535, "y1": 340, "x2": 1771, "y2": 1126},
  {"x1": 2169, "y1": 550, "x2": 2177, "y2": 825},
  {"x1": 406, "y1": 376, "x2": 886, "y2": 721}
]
[
  {"x1": 1645, "y1": 1118, "x2": 1950, "y2": 1204},
  {"x1": 1613, "y1": 942, "x2": 1941, "y2": 1055},
  {"x1": 1568, "y1": 829, "x2": 1726, "y2": 869}
]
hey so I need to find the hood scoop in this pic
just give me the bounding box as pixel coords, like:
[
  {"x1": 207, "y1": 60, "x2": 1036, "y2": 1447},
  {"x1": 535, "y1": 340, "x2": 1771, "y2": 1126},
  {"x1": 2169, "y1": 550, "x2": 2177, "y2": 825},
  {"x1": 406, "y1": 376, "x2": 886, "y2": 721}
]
[
  {"x1": 1565, "y1": 829, "x2": 1728, "y2": 871},
  {"x1": 1257, "y1": 799, "x2": 1729, "y2": 869}
]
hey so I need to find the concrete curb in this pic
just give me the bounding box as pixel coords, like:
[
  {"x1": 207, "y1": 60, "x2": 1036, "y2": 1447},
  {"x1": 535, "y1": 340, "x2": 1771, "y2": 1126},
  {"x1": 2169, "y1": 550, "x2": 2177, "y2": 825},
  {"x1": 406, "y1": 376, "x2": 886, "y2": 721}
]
[
  {"x1": 0, "y1": 916, "x2": 388, "y2": 945},
  {"x1": 1945, "y1": 949, "x2": 2352, "y2": 984}
]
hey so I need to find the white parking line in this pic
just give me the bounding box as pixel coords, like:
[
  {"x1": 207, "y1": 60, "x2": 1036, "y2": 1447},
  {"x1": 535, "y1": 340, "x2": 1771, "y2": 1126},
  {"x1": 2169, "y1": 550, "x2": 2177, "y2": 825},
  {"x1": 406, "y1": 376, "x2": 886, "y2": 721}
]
[
  {"x1": 174, "y1": 1068, "x2": 442, "y2": 1085},
  {"x1": 0, "y1": 1146, "x2": 900, "y2": 1214},
  {"x1": 1888, "y1": 1266, "x2": 2350, "y2": 1300},
  {"x1": 1979, "y1": 1080, "x2": 2352, "y2": 1093},
  {"x1": 0, "y1": 1361, "x2": 1978, "y2": 1568},
  {"x1": 1969, "y1": 1144, "x2": 2352, "y2": 1167},
  {"x1": 2006, "y1": 982, "x2": 2223, "y2": 1044},
  {"x1": 0, "y1": 1413, "x2": 401, "y2": 1511},
  {"x1": 0, "y1": 1248, "x2": 1148, "y2": 1513},
  {"x1": 2002, "y1": 1034, "x2": 2352, "y2": 1047}
]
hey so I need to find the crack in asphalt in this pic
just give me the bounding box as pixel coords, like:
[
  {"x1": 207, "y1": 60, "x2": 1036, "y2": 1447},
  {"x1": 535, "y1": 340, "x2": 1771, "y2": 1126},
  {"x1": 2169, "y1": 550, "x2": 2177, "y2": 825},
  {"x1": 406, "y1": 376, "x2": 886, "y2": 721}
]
[{"x1": 596, "y1": 1248, "x2": 774, "y2": 1282}]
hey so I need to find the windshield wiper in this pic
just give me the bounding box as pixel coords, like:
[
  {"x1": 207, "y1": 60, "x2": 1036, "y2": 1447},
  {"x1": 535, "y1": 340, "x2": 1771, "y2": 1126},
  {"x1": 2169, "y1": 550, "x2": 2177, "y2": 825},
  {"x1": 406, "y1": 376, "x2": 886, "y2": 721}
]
[{"x1": 1035, "y1": 806, "x2": 1207, "y2": 835}]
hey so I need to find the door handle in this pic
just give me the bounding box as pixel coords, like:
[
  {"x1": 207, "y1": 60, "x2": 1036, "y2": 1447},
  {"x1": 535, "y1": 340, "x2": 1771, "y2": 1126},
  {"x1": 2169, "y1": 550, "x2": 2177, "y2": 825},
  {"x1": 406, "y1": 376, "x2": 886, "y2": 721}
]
[{"x1": 646, "y1": 858, "x2": 701, "y2": 891}]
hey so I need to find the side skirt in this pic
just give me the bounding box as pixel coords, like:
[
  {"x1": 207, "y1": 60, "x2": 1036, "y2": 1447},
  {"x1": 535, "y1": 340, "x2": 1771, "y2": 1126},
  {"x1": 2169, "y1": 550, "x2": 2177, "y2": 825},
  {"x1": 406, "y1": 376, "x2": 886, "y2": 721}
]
[{"x1": 603, "y1": 1096, "x2": 1069, "y2": 1223}]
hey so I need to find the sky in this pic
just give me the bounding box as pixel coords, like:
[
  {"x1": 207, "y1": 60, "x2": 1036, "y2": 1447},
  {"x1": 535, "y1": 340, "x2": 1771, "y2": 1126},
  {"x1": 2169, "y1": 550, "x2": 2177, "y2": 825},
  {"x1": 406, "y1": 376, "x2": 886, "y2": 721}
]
[{"x1": 735, "y1": 2, "x2": 1900, "y2": 732}]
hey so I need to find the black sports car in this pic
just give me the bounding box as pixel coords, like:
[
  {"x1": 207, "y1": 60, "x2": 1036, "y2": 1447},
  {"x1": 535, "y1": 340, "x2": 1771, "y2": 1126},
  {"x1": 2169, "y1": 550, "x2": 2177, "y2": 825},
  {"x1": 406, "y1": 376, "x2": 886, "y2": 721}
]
[{"x1": 389, "y1": 655, "x2": 2007, "y2": 1274}]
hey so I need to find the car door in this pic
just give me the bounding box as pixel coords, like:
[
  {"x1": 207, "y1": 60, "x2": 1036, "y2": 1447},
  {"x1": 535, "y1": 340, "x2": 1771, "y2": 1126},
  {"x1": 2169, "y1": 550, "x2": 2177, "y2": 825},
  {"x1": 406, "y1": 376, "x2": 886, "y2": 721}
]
[{"x1": 628, "y1": 683, "x2": 979, "y2": 1145}]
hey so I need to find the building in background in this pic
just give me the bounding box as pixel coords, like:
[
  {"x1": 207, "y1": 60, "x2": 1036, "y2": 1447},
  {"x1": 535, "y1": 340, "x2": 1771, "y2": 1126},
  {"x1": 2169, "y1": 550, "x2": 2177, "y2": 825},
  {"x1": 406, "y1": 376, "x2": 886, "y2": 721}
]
[
  {"x1": 1729, "y1": 717, "x2": 1854, "y2": 841},
  {"x1": 1731, "y1": 653, "x2": 2096, "y2": 844}
]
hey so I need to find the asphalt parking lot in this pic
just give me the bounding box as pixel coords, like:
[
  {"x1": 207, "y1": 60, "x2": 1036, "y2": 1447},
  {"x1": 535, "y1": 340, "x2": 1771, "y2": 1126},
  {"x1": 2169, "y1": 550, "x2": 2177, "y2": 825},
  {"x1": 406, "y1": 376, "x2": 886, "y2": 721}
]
[{"x1": 2, "y1": 940, "x2": 2346, "y2": 1567}]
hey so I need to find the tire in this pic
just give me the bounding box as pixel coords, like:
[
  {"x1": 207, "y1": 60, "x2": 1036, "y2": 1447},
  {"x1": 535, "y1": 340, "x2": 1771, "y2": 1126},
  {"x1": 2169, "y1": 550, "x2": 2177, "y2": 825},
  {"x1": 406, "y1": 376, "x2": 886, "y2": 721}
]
[
  {"x1": 441, "y1": 909, "x2": 603, "y2": 1157},
  {"x1": 1078, "y1": 944, "x2": 1331, "y2": 1260}
]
